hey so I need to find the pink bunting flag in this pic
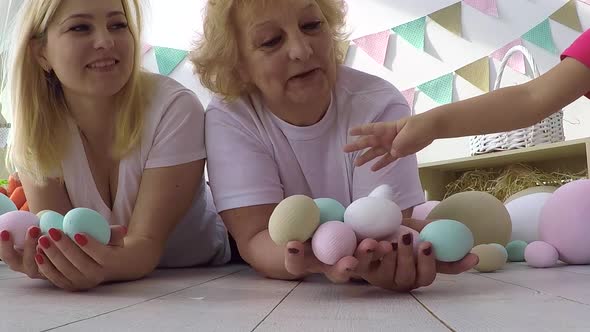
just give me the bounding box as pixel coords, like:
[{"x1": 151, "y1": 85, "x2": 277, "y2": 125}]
[
  {"x1": 491, "y1": 39, "x2": 525, "y2": 74},
  {"x1": 353, "y1": 31, "x2": 391, "y2": 65},
  {"x1": 463, "y1": 0, "x2": 499, "y2": 17},
  {"x1": 579, "y1": 0, "x2": 590, "y2": 5},
  {"x1": 141, "y1": 43, "x2": 152, "y2": 55},
  {"x1": 401, "y1": 88, "x2": 416, "y2": 113}
]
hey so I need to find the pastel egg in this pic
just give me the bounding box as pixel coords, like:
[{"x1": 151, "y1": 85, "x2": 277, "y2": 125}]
[
  {"x1": 419, "y1": 219, "x2": 474, "y2": 262},
  {"x1": 525, "y1": 241, "x2": 558, "y2": 268},
  {"x1": 488, "y1": 243, "x2": 508, "y2": 263},
  {"x1": 368, "y1": 184, "x2": 395, "y2": 201},
  {"x1": 428, "y1": 191, "x2": 512, "y2": 246},
  {"x1": 411, "y1": 201, "x2": 440, "y2": 221},
  {"x1": 505, "y1": 191, "x2": 552, "y2": 243},
  {"x1": 387, "y1": 225, "x2": 421, "y2": 255},
  {"x1": 504, "y1": 186, "x2": 556, "y2": 204},
  {"x1": 0, "y1": 211, "x2": 40, "y2": 250},
  {"x1": 0, "y1": 194, "x2": 17, "y2": 215},
  {"x1": 39, "y1": 211, "x2": 64, "y2": 235},
  {"x1": 506, "y1": 240, "x2": 528, "y2": 262},
  {"x1": 344, "y1": 197, "x2": 402, "y2": 240},
  {"x1": 311, "y1": 221, "x2": 357, "y2": 265},
  {"x1": 269, "y1": 195, "x2": 320, "y2": 246},
  {"x1": 37, "y1": 210, "x2": 50, "y2": 218},
  {"x1": 471, "y1": 244, "x2": 507, "y2": 272},
  {"x1": 314, "y1": 198, "x2": 345, "y2": 224},
  {"x1": 63, "y1": 208, "x2": 111, "y2": 245}
]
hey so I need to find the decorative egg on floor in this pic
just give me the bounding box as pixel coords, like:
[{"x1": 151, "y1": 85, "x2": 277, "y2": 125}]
[
  {"x1": 525, "y1": 241, "x2": 559, "y2": 268},
  {"x1": 344, "y1": 196, "x2": 402, "y2": 240},
  {"x1": 387, "y1": 225, "x2": 421, "y2": 255},
  {"x1": 368, "y1": 184, "x2": 395, "y2": 201},
  {"x1": 538, "y1": 179, "x2": 590, "y2": 264},
  {"x1": 489, "y1": 243, "x2": 508, "y2": 263},
  {"x1": 314, "y1": 198, "x2": 345, "y2": 224},
  {"x1": 505, "y1": 189, "x2": 553, "y2": 243},
  {"x1": 471, "y1": 244, "x2": 507, "y2": 272},
  {"x1": 419, "y1": 219, "x2": 474, "y2": 262},
  {"x1": 411, "y1": 201, "x2": 440, "y2": 221},
  {"x1": 269, "y1": 195, "x2": 320, "y2": 245},
  {"x1": 506, "y1": 240, "x2": 528, "y2": 262},
  {"x1": 39, "y1": 211, "x2": 64, "y2": 235},
  {"x1": 0, "y1": 211, "x2": 40, "y2": 250},
  {"x1": 427, "y1": 191, "x2": 512, "y2": 246},
  {"x1": 63, "y1": 208, "x2": 111, "y2": 245},
  {"x1": 504, "y1": 186, "x2": 557, "y2": 204},
  {"x1": 0, "y1": 194, "x2": 17, "y2": 215},
  {"x1": 311, "y1": 221, "x2": 357, "y2": 265}
]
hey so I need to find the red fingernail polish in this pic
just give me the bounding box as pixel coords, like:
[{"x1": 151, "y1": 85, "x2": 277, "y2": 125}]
[
  {"x1": 29, "y1": 227, "x2": 41, "y2": 239},
  {"x1": 288, "y1": 248, "x2": 299, "y2": 254},
  {"x1": 39, "y1": 236, "x2": 50, "y2": 249},
  {"x1": 402, "y1": 233, "x2": 412, "y2": 245},
  {"x1": 37, "y1": 247, "x2": 43, "y2": 255},
  {"x1": 48, "y1": 228, "x2": 61, "y2": 241},
  {"x1": 121, "y1": 226, "x2": 128, "y2": 235},
  {"x1": 74, "y1": 234, "x2": 87, "y2": 246},
  {"x1": 366, "y1": 249, "x2": 375, "y2": 254},
  {"x1": 0, "y1": 230, "x2": 9, "y2": 241},
  {"x1": 35, "y1": 254, "x2": 44, "y2": 264},
  {"x1": 423, "y1": 247, "x2": 432, "y2": 256},
  {"x1": 391, "y1": 242, "x2": 398, "y2": 251}
]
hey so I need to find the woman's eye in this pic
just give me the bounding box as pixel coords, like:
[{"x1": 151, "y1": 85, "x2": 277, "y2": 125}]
[
  {"x1": 69, "y1": 24, "x2": 90, "y2": 32},
  {"x1": 261, "y1": 36, "x2": 281, "y2": 48},
  {"x1": 302, "y1": 21, "x2": 322, "y2": 30},
  {"x1": 110, "y1": 22, "x2": 128, "y2": 30}
]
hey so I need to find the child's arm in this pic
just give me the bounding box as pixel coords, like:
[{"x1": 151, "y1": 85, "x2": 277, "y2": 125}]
[{"x1": 344, "y1": 57, "x2": 590, "y2": 171}]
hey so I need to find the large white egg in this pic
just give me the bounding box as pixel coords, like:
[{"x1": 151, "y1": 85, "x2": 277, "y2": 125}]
[
  {"x1": 505, "y1": 192, "x2": 552, "y2": 243},
  {"x1": 368, "y1": 184, "x2": 395, "y2": 201},
  {"x1": 344, "y1": 197, "x2": 402, "y2": 240}
]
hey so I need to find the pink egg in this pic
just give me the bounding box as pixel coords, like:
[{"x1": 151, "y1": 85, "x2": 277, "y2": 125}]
[
  {"x1": 0, "y1": 211, "x2": 40, "y2": 250},
  {"x1": 387, "y1": 225, "x2": 421, "y2": 255},
  {"x1": 539, "y1": 179, "x2": 590, "y2": 264},
  {"x1": 411, "y1": 201, "x2": 440, "y2": 221},
  {"x1": 312, "y1": 221, "x2": 357, "y2": 265},
  {"x1": 525, "y1": 241, "x2": 559, "y2": 268}
]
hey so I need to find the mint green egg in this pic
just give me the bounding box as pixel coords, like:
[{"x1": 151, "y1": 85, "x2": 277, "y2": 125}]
[
  {"x1": 0, "y1": 194, "x2": 17, "y2": 215},
  {"x1": 314, "y1": 198, "x2": 345, "y2": 224},
  {"x1": 506, "y1": 240, "x2": 527, "y2": 262},
  {"x1": 420, "y1": 219, "x2": 474, "y2": 262},
  {"x1": 63, "y1": 208, "x2": 111, "y2": 245},
  {"x1": 39, "y1": 211, "x2": 64, "y2": 235}
]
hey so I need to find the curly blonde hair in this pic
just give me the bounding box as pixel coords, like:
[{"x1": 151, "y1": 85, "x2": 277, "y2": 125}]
[{"x1": 190, "y1": 0, "x2": 348, "y2": 101}]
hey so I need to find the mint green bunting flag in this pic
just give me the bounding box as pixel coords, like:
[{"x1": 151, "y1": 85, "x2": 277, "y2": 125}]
[
  {"x1": 418, "y1": 73, "x2": 454, "y2": 104},
  {"x1": 392, "y1": 17, "x2": 427, "y2": 51},
  {"x1": 522, "y1": 19, "x2": 558, "y2": 54},
  {"x1": 154, "y1": 46, "x2": 188, "y2": 76}
]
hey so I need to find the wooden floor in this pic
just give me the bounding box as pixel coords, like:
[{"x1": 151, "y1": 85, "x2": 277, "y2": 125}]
[{"x1": 2, "y1": 262, "x2": 590, "y2": 331}]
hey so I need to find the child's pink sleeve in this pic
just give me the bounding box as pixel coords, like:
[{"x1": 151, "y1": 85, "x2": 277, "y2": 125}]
[{"x1": 561, "y1": 29, "x2": 590, "y2": 98}]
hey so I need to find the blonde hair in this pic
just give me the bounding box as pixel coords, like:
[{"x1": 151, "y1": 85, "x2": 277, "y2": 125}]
[
  {"x1": 2, "y1": 0, "x2": 151, "y2": 184},
  {"x1": 190, "y1": 0, "x2": 348, "y2": 101}
]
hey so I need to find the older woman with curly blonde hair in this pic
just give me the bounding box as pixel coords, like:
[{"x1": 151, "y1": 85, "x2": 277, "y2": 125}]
[{"x1": 192, "y1": 0, "x2": 477, "y2": 291}]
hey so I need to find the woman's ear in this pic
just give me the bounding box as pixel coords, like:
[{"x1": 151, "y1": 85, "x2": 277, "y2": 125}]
[{"x1": 30, "y1": 39, "x2": 51, "y2": 72}]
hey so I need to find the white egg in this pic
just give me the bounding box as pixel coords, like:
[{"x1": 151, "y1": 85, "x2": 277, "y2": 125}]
[
  {"x1": 368, "y1": 184, "x2": 395, "y2": 201},
  {"x1": 344, "y1": 197, "x2": 402, "y2": 240},
  {"x1": 505, "y1": 192, "x2": 552, "y2": 243}
]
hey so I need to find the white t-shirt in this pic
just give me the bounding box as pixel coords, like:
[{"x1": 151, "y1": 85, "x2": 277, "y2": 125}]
[
  {"x1": 205, "y1": 66, "x2": 425, "y2": 213},
  {"x1": 62, "y1": 74, "x2": 230, "y2": 267}
]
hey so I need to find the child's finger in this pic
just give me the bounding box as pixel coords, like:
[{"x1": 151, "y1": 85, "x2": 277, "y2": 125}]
[
  {"x1": 349, "y1": 122, "x2": 392, "y2": 137},
  {"x1": 371, "y1": 153, "x2": 397, "y2": 171},
  {"x1": 355, "y1": 147, "x2": 387, "y2": 167}
]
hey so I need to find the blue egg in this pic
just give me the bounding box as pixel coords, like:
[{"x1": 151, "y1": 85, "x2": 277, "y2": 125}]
[
  {"x1": 419, "y1": 219, "x2": 474, "y2": 262},
  {"x1": 506, "y1": 240, "x2": 528, "y2": 262},
  {"x1": 314, "y1": 198, "x2": 345, "y2": 224},
  {"x1": 39, "y1": 211, "x2": 64, "y2": 235},
  {"x1": 63, "y1": 208, "x2": 111, "y2": 245},
  {"x1": 0, "y1": 194, "x2": 17, "y2": 215}
]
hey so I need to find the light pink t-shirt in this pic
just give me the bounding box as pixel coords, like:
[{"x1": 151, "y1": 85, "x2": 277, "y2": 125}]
[
  {"x1": 561, "y1": 29, "x2": 590, "y2": 98},
  {"x1": 205, "y1": 66, "x2": 425, "y2": 213},
  {"x1": 62, "y1": 74, "x2": 230, "y2": 267}
]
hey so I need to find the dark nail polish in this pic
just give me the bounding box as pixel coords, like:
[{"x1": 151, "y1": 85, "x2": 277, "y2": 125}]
[
  {"x1": 366, "y1": 249, "x2": 375, "y2": 254},
  {"x1": 345, "y1": 268, "x2": 353, "y2": 272},
  {"x1": 391, "y1": 242, "x2": 398, "y2": 251},
  {"x1": 39, "y1": 237, "x2": 50, "y2": 249},
  {"x1": 35, "y1": 254, "x2": 44, "y2": 265},
  {"x1": 74, "y1": 234, "x2": 88, "y2": 247},
  {"x1": 423, "y1": 247, "x2": 432, "y2": 256},
  {"x1": 29, "y1": 227, "x2": 40, "y2": 239},
  {"x1": 402, "y1": 233, "x2": 412, "y2": 245},
  {"x1": 288, "y1": 248, "x2": 299, "y2": 254},
  {"x1": 48, "y1": 228, "x2": 61, "y2": 242},
  {"x1": 0, "y1": 230, "x2": 9, "y2": 241}
]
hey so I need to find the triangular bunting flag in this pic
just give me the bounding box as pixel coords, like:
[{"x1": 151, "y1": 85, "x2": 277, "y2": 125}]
[
  {"x1": 154, "y1": 46, "x2": 188, "y2": 76},
  {"x1": 392, "y1": 17, "x2": 427, "y2": 51},
  {"x1": 418, "y1": 73, "x2": 454, "y2": 105},
  {"x1": 353, "y1": 31, "x2": 390, "y2": 65},
  {"x1": 429, "y1": 3, "x2": 462, "y2": 37},
  {"x1": 550, "y1": 0, "x2": 582, "y2": 32},
  {"x1": 463, "y1": 0, "x2": 499, "y2": 17},
  {"x1": 491, "y1": 39, "x2": 525, "y2": 74},
  {"x1": 141, "y1": 43, "x2": 152, "y2": 55},
  {"x1": 579, "y1": 0, "x2": 590, "y2": 5},
  {"x1": 400, "y1": 88, "x2": 416, "y2": 112},
  {"x1": 522, "y1": 19, "x2": 558, "y2": 55},
  {"x1": 456, "y1": 57, "x2": 490, "y2": 92},
  {"x1": 337, "y1": 40, "x2": 351, "y2": 59}
]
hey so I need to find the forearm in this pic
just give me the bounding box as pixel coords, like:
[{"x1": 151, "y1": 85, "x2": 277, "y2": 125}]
[{"x1": 105, "y1": 236, "x2": 163, "y2": 282}]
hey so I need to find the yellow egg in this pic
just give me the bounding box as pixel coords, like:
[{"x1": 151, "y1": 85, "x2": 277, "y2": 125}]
[
  {"x1": 427, "y1": 191, "x2": 512, "y2": 246},
  {"x1": 471, "y1": 244, "x2": 507, "y2": 272},
  {"x1": 269, "y1": 195, "x2": 320, "y2": 246}
]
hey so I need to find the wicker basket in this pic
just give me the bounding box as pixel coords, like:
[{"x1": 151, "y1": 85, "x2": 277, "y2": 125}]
[{"x1": 469, "y1": 45, "x2": 564, "y2": 156}]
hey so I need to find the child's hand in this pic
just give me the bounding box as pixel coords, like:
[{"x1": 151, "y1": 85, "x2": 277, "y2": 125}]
[{"x1": 343, "y1": 115, "x2": 437, "y2": 171}]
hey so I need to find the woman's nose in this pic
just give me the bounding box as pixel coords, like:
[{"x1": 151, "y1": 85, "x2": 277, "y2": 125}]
[
  {"x1": 287, "y1": 33, "x2": 313, "y2": 62},
  {"x1": 94, "y1": 29, "x2": 115, "y2": 50}
]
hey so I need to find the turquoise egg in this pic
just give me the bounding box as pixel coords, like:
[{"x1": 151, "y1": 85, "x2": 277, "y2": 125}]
[
  {"x1": 0, "y1": 194, "x2": 17, "y2": 215},
  {"x1": 63, "y1": 208, "x2": 111, "y2": 245},
  {"x1": 420, "y1": 219, "x2": 474, "y2": 262},
  {"x1": 39, "y1": 211, "x2": 64, "y2": 235},
  {"x1": 314, "y1": 198, "x2": 345, "y2": 224},
  {"x1": 506, "y1": 240, "x2": 527, "y2": 262}
]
